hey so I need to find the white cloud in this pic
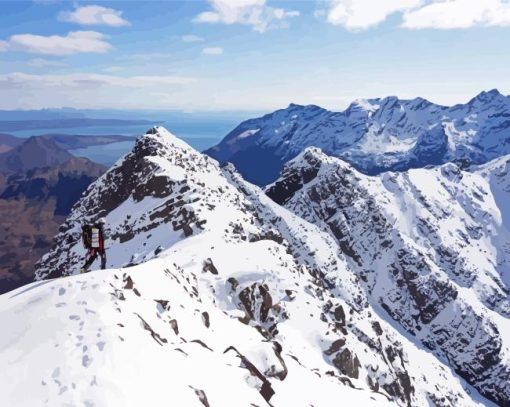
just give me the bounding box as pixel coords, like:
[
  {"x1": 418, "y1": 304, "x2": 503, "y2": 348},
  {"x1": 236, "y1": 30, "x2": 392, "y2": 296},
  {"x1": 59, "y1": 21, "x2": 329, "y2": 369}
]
[
  {"x1": 6, "y1": 31, "x2": 112, "y2": 56},
  {"x1": 324, "y1": 0, "x2": 421, "y2": 30},
  {"x1": 0, "y1": 72, "x2": 198, "y2": 109},
  {"x1": 29, "y1": 58, "x2": 67, "y2": 68},
  {"x1": 16, "y1": 72, "x2": 195, "y2": 86},
  {"x1": 321, "y1": 0, "x2": 510, "y2": 30},
  {"x1": 59, "y1": 5, "x2": 130, "y2": 27},
  {"x1": 0, "y1": 40, "x2": 9, "y2": 52},
  {"x1": 202, "y1": 47, "x2": 223, "y2": 55},
  {"x1": 182, "y1": 35, "x2": 204, "y2": 43},
  {"x1": 194, "y1": 0, "x2": 299, "y2": 33},
  {"x1": 402, "y1": 0, "x2": 510, "y2": 29}
]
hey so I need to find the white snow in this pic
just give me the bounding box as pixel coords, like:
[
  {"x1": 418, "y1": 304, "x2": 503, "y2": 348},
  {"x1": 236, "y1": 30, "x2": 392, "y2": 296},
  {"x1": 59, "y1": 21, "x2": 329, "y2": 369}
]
[{"x1": 237, "y1": 128, "x2": 260, "y2": 139}]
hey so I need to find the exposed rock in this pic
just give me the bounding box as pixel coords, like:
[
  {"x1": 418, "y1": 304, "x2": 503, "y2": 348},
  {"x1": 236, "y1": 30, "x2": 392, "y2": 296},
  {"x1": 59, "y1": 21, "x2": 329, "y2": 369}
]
[{"x1": 332, "y1": 348, "x2": 361, "y2": 379}]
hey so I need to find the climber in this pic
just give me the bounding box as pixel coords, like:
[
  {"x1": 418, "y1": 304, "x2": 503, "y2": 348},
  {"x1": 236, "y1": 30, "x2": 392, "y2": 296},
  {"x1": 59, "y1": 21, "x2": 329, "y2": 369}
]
[{"x1": 80, "y1": 217, "x2": 107, "y2": 273}]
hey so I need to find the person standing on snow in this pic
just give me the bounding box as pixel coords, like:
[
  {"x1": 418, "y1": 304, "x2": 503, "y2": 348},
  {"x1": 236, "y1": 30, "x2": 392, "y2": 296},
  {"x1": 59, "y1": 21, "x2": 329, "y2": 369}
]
[{"x1": 80, "y1": 218, "x2": 107, "y2": 273}]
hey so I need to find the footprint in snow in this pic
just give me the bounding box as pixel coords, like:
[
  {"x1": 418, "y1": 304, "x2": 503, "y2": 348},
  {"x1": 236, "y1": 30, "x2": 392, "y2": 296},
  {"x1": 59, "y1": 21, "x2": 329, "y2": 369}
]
[{"x1": 82, "y1": 355, "x2": 92, "y2": 368}]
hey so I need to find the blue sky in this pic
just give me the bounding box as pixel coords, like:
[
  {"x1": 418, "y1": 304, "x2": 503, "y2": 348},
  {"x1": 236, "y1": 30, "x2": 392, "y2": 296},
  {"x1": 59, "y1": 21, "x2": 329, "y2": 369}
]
[{"x1": 0, "y1": 0, "x2": 509, "y2": 112}]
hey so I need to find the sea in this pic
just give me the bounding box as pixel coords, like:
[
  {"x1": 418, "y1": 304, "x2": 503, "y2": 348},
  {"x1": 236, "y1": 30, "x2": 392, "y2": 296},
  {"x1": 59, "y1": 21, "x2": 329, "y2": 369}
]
[{"x1": 8, "y1": 113, "x2": 253, "y2": 166}]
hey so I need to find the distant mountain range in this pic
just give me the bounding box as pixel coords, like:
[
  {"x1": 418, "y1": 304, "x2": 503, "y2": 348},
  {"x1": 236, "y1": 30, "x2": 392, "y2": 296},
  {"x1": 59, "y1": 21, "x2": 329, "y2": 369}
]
[
  {"x1": 0, "y1": 132, "x2": 136, "y2": 154},
  {"x1": 206, "y1": 89, "x2": 510, "y2": 185},
  {"x1": 0, "y1": 136, "x2": 106, "y2": 293}
]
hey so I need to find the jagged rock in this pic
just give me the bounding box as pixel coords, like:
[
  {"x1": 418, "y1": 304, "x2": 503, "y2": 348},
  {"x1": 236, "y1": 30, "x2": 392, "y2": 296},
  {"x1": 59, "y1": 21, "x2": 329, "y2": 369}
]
[
  {"x1": 202, "y1": 258, "x2": 218, "y2": 275},
  {"x1": 332, "y1": 348, "x2": 361, "y2": 379}
]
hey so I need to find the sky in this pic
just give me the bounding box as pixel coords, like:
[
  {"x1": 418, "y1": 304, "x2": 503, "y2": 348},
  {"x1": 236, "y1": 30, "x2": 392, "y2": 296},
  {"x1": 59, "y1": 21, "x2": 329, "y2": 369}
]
[{"x1": 0, "y1": 0, "x2": 510, "y2": 112}]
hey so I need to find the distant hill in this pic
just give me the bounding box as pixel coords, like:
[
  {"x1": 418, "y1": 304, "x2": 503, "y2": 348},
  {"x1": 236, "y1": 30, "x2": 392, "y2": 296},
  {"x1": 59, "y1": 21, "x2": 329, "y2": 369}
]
[
  {"x1": 0, "y1": 156, "x2": 105, "y2": 294},
  {"x1": 0, "y1": 136, "x2": 74, "y2": 172},
  {"x1": 0, "y1": 132, "x2": 136, "y2": 152}
]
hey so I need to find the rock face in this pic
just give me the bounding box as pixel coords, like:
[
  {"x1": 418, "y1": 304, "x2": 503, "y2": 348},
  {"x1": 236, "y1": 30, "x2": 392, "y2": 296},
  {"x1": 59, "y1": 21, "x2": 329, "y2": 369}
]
[
  {"x1": 12, "y1": 127, "x2": 486, "y2": 406},
  {"x1": 266, "y1": 147, "x2": 510, "y2": 406},
  {"x1": 206, "y1": 89, "x2": 510, "y2": 185},
  {"x1": 0, "y1": 157, "x2": 105, "y2": 294}
]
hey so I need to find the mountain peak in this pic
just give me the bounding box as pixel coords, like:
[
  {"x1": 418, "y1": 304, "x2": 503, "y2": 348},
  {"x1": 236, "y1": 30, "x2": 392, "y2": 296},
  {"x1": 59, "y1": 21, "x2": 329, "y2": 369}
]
[
  {"x1": 287, "y1": 102, "x2": 304, "y2": 109},
  {"x1": 266, "y1": 147, "x2": 354, "y2": 205},
  {"x1": 27, "y1": 135, "x2": 60, "y2": 148},
  {"x1": 288, "y1": 146, "x2": 357, "y2": 176},
  {"x1": 0, "y1": 135, "x2": 73, "y2": 173},
  {"x1": 347, "y1": 98, "x2": 380, "y2": 113},
  {"x1": 482, "y1": 88, "x2": 502, "y2": 96},
  {"x1": 139, "y1": 126, "x2": 196, "y2": 158},
  {"x1": 469, "y1": 88, "x2": 505, "y2": 104},
  {"x1": 286, "y1": 103, "x2": 325, "y2": 112}
]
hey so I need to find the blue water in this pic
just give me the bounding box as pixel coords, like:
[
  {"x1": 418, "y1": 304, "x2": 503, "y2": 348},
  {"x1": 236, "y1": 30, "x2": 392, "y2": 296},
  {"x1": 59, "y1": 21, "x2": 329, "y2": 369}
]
[
  {"x1": 9, "y1": 121, "x2": 233, "y2": 139},
  {"x1": 8, "y1": 114, "x2": 250, "y2": 166},
  {"x1": 10, "y1": 124, "x2": 154, "y2": 138}
]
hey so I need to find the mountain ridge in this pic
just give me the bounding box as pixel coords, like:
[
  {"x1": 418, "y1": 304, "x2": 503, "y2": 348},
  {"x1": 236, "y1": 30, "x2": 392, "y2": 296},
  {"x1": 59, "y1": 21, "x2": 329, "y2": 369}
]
[{"x1": 206, "y1": 89, "x2": 510, "y2": 186}]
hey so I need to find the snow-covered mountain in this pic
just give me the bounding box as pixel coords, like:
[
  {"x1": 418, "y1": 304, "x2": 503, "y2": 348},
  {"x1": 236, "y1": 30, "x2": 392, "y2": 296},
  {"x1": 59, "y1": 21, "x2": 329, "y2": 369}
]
[
  {"x1": 0, "y1": 127, "x2": 494, "y2": 406},
  {"x1": 206, "y1": 89, "x2": 510, "y2": 186},
  {"x1": 266, "y1": 148, "x2": 510, "y2": 406}
]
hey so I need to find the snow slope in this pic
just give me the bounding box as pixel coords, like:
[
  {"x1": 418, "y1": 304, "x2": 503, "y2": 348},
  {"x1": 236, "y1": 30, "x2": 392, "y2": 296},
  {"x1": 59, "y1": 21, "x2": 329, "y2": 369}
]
[
  {"x1": 266, "y1": 148, "x2": 510, "y2": 406},
  {"x1": 206, "y1": 89, "x2": 510, "y2": 185},
  {"x1": 0, "y1": 127, "x2": 491, "y2": 406}
]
